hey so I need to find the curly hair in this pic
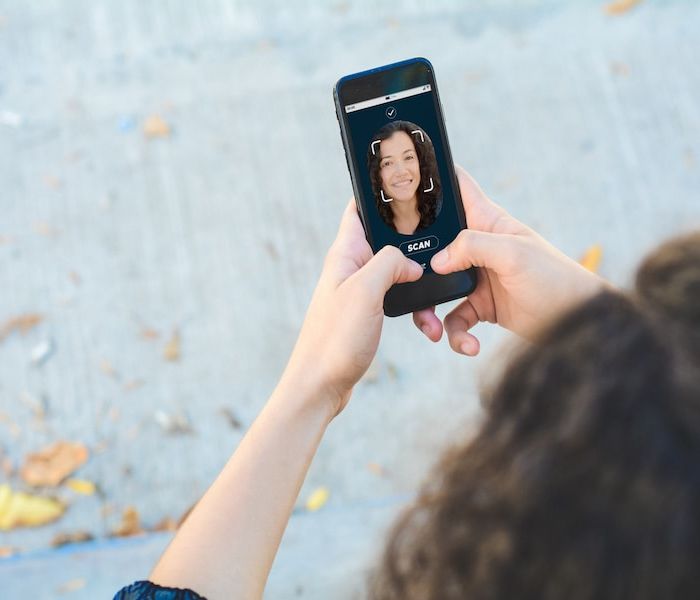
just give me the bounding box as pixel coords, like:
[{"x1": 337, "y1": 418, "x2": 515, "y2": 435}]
[
  {"x1": 367, "y1": 120, "x2": 442, "y2": 233},
  {"x1": 367, "y1": 231, "x2": 700, "y2": 599}
]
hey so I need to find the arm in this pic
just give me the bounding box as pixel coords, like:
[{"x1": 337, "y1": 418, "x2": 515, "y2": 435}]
[{"x1": 148, "y1": 201, "x2": 424, "y2": 599}]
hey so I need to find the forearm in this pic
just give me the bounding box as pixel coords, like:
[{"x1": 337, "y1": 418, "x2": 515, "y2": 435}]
[{"x1": 149, "y1": 371, "x2": 334, "y2": 600}]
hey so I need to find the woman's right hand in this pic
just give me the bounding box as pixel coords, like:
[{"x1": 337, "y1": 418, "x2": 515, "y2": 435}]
[{"x1": 413, "y1": 166, "x2": 607, "y2": 355}]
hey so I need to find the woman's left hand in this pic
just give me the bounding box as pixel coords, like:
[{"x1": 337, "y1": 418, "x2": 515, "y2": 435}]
[{"x1": 282, "y1": 200, "x2": 424, "y2": 420}]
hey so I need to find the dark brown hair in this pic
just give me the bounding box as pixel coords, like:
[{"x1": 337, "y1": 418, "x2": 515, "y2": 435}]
[
  {"x1": 367, "y1": 121, "x2": 442, "y2": 233},
  {"x1": 368, "y1": 231, "x2": 700, "y2": 599}
]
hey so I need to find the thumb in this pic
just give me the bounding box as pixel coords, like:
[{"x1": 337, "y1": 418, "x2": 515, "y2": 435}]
[
  {"x1": 430, "y1": 229, "x2": 519, "y2": 274},
  {"x1": 355, "y1": 245, "x2": 424, "y2": 296}
]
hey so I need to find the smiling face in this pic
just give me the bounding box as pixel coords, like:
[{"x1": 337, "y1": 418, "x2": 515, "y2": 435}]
[{"x1": 378, "y1": 131, "x2": 421, "y2": 203}]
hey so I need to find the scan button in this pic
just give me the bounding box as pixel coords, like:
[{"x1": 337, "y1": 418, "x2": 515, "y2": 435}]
[{"x1": 400, "y1": 236, "x2": 439, "y2": 257}]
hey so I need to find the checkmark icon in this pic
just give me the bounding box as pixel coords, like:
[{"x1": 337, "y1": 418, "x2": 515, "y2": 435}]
[{"x1": 386, "y1": 106, "x2": 396, "y2": 119}]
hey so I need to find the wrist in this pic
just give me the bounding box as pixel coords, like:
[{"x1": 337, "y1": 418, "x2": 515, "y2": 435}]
[{"x1": 275, "y1": 362, "x2": 342, "y2": 425}]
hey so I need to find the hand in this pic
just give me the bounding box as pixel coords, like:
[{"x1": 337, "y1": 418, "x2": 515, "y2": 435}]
[
  {"x1": 413, "y1": 166, "x2": 607, "y2": 355},
  {"x1": 282, "y1": 200, "x2": 424, "y2": 419}
]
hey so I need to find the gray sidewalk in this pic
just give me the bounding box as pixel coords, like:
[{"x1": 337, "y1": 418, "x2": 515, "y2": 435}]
[{"x1": 1, "y1": 1, "x2": 699, "y2": 598}]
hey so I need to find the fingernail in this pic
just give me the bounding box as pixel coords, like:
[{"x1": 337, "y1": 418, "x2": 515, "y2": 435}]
[
  {"x1": 432, "y1": 249, "x2": 448, "y2": 267},
  {"x1": 420, "y1": 325, "x2": 430, "y2": 337},
  {"x1": 411, "y1": 260, "x2": 424, "y2": 276},
  {"x1": 460, "y1": 341, "x2": 472, "y2": 355}
]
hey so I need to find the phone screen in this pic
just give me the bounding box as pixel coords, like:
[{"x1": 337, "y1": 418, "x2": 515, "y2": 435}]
[{"x1": 341, "y1": 83, "x2": 462, "y2": 273}]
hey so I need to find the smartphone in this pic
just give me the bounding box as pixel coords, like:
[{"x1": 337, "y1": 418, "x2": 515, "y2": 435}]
[{"x1": 334, "y1": 57, "x2": 477, "y2": 317}]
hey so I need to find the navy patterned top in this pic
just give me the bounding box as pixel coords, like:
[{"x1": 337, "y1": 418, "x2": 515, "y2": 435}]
[{"x1": 114, "y1": 580, "x2": 206, "y2": 599}]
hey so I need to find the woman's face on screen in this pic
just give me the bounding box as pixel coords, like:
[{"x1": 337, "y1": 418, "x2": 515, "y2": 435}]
[{"x1": 379, "y1": 131, "x2": 421, "y2": 203}]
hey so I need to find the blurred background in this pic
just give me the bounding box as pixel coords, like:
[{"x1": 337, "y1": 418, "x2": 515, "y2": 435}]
[{"x1": 0, "y1": 0, "x2": 698, "y2": 597}]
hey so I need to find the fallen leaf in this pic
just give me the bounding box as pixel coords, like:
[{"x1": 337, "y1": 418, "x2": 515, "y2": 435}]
[
  {"x1": 65, "y1": 479, "x2": 96, "y2": 495},
  {"x1": 0, "y1": 484, "x2": 66, "y2": 530},
  {"x1": 263, "y1": 241, "x2": 279, "y2": 261},
  {"x1": 20, "y1": 391, "x2": 48, "y2": 420},
  {"x1": 152, "y1": 517, "x2": 178, "y2": 532},
  {"x1": 43, "y1": 175, "x2": 63, "y2": 190},
  {"x1": 163, "y1": 331, "x2": 180, "y2": 361},
  {"x1": 143, "y1": 115, "x2": 170, "y2": 138},
  {"x1": 305, "y1": 486, "x2": 329, "y2": 512},
  {"x1": 123, "y1": 379, "x2": 145, "y2": 392},
  {"x1": 111, "y1": 506, "x2": 143, "y2": 537},
  {"x1": 140, "y1": 326, "x2": 160, "y2": 340},
  {"x1": 0, "y1": 313, "x2": 43, "y2": 342},
  {"x1": 20, "y1": 441, "x2": 89, "y2": 487},
  {"x1": 219, "y1": 407, "x2": 243, "y2": 430},
  {"x1": 579, "y1": 244, "x2": 603, "y2": 273},
  {"x1": 56, "y1": 578, "x2": 86, "y2": 594},
  {"x1": 610, "y1": 61, "x2": 630, "y2": 76},
  {"x1": 604, "y1": 0, "x2": 642, "y2": 15},
  {"x1": 367, "y1": 462, "x2": 388, "y2": 477},
  {"x1": 99, "y1": 359, "x2": 118, "y2": 378},
  {"x1": 51, "y1": 531, "x2": 94, "y2": 547},
  {"x1": 33, "y1": 222, "x2": 60, "y2": 237}
]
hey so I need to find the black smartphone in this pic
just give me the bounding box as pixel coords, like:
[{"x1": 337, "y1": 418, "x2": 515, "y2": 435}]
[{"x1": 334, "y1": 57, "x2": 477, "y2": 317}]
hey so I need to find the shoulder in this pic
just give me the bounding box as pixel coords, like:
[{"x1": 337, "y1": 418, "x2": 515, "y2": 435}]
[{"x1": 113, "y1": 580, "x2": 207, "y2": 599}]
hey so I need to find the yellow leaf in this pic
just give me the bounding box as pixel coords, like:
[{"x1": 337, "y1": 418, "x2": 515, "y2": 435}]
[
  {"x1": 163, "y1": 330, "x2": 181, "y2": 361},
  {"x1": 0, "y1": 484, "x2": 66, "y2": 530},
  {"x1": 65, "y1": 479, "x2": 96, "y2": 495},
  {"x1": 305, "y1": 486, "x2": 329, "y2": 512},
  {"x1": 604, "y1": 0, "x2": 642, "y2": 15},
  {"x1": 143, "y1": 115, "x2": 170, "y2": 138},
  {"x1": 579, "y1": 244, "x2": 603, "y2": 273}
]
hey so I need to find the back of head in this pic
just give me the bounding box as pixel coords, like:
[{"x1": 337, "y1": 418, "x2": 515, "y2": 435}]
[{"x1": 368, "y1": 231, "x2": 700, "y2": 600}]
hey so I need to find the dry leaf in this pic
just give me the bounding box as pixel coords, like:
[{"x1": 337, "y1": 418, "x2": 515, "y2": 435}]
[
  {"x1": 123, "y1": 379, "x2": 145, "y2": 392},
  {"x1": 367, "y1": 462, "x2": 388, "y2": 477},
  {"x1": 21, "y1": 441, "x2": 89, "y2": 487},
  {"x1": 143, "y1": 115, "x2": 170, "y2": 138},
  {"x1": 0, "y1": 546, "x2": 18, "y2": 558},
  {"x1": 43, "y1": 175, "x2": 63, "y2": 190},
  {"x1": 65, "y1": 479, "x2": 96, "y2": 495},
  {"x1": 111, "y1": 506, "x2": 143, "y2": 537},
  {"x1": 152, "y1": 517, "x2": 178, "y2": 532},
  {"x1": 56, "y1": 578, "x2": 86, "y2": 594},
  {"x1": 0, "y1": 313, "x2": 43, "y2": 342},
  {"x1": 0, "y1": 484, "x2": 66, "y2": 530},
  {"x1": 99, "y1": 359, "x2": 118, "y2": 378},
  {"x1": 51, "y1": 531, "x2": 94, "y2": 547},
  {"x1": 163, "y1": 331, "x2": 180, "y2": 361},
  {"x1": 305, "y1": 486, "x2": 329, "y2": 512},
  {"x1": 604, "y1": 0, "x2": 641, "y2": 15},
  {"x1": 140, "y1": 326, "x2": 160, "y2": 340},
  {"x1": 33, "y1": 222, "x2": 60, "y2": 237},
  {"x1": 579, "y1": 244, "x2": 603, "y2": 273},
  {"x1": 219, "y1": 407, "x2": 243, "y2": 430}
]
